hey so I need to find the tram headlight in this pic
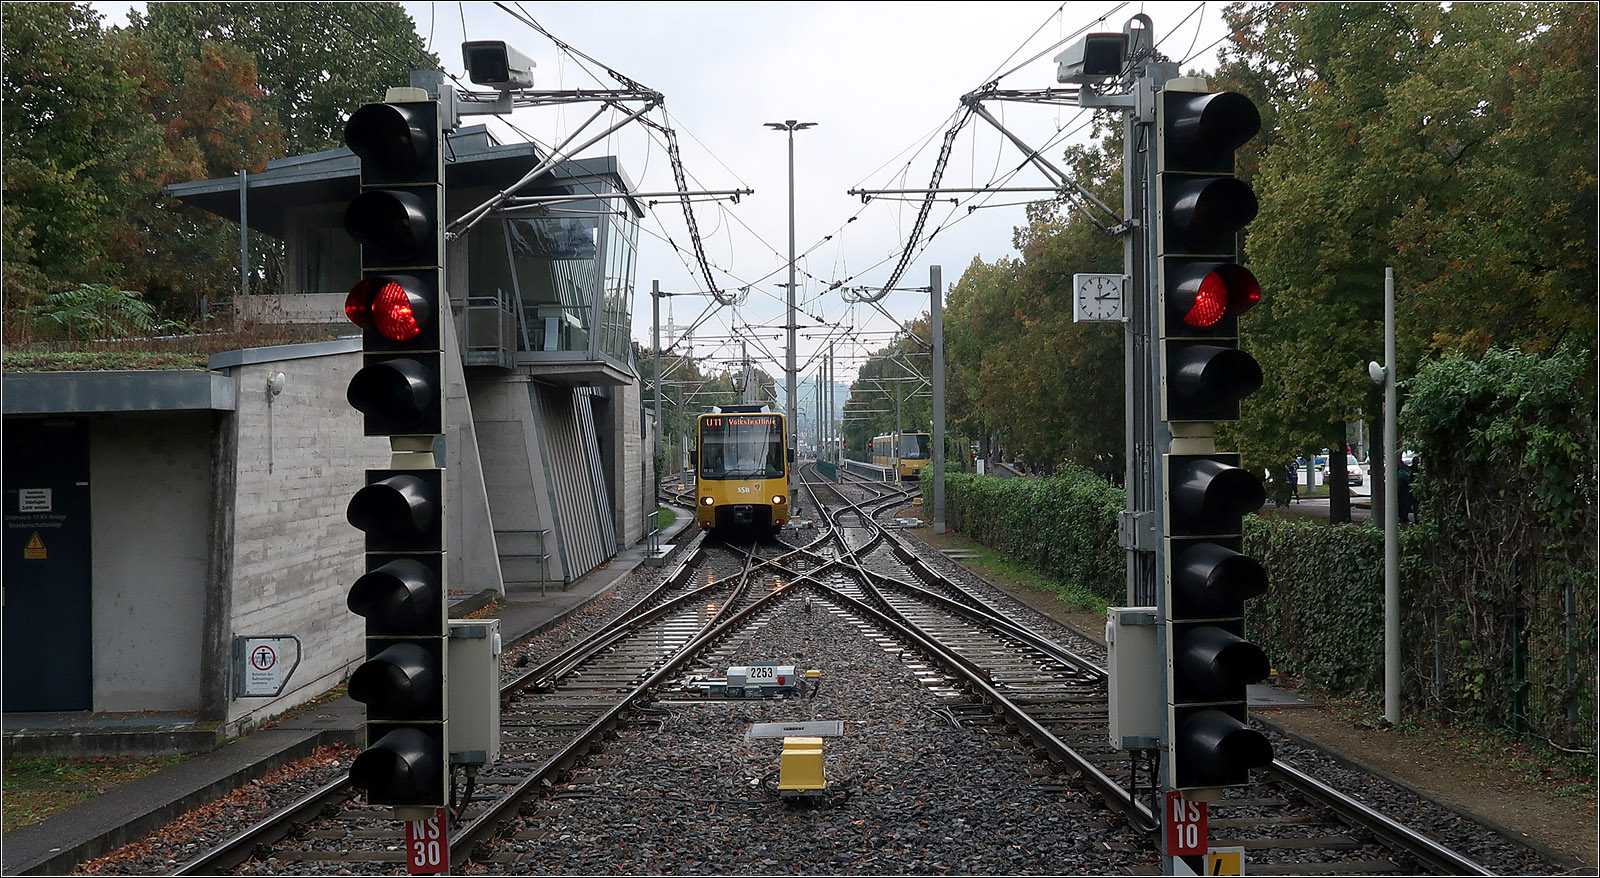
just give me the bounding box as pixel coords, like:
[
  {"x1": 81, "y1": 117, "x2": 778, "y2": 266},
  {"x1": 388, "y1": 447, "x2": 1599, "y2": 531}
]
[
  {"x1": 701, "y1": 496, "x2": 714, "y2": 506},
  {"x1": 772, "y1": 495, "x2": 786, "y2": 505}
]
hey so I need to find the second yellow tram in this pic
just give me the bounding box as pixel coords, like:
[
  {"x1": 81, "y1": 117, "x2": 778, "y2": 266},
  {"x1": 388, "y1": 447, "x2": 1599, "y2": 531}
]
[{"x1": 871, "y1": 431, "x2": 932, "y2": 479}]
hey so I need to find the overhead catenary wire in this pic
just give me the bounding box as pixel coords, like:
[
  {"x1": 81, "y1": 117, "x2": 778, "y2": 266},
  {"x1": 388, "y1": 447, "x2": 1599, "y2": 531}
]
[{"x1": 447, "y1": 1, "x2": 1223, "y2": 391}]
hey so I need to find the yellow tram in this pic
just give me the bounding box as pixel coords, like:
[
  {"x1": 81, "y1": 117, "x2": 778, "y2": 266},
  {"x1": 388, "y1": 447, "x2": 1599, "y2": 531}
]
[
  {"x1": 871, "y1": 431, "x2": 932, "y2": 479},
  {"x1": 695, "y1": 406, "x2": 790, "y2": 535}
]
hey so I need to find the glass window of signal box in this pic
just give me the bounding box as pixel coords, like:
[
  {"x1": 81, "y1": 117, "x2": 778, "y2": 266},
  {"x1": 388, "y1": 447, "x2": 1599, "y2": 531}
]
[
  {"x1": 901, "y1": 433, "x2": 931, "y2": 460},
  {"x1": 700, "y1": 418, "x2": 785, "y2": 480}
]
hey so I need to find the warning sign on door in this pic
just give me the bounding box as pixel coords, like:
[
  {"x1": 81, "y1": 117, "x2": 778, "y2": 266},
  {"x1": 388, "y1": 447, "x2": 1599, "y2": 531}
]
[{"x1": 23, "y1": 532, "x2": 47, "y2": 560}]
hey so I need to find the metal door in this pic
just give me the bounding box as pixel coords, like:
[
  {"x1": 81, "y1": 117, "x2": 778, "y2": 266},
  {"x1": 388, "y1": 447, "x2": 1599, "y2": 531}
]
[{"x1": 4, "y1": 418, "x2": 93, "y2": 711}]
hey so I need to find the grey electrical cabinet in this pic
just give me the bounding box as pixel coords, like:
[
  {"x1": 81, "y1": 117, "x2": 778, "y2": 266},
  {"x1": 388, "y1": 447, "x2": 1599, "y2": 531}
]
[
  {"x1": 448, "y1": 619, "x2": 502, "y2": 765},
  {"x1": 1106, "y1": 606, "x2": 1162, "y2": 750}
]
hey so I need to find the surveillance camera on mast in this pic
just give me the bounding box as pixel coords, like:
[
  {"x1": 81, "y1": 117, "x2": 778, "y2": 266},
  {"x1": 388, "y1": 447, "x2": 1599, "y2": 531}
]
[
  {"x1": 1054, "y1": 32, "x2": 1129, "y2": 85},
  {"x1": 462, "y1": 40, "x2": 536, "y2": 90}
]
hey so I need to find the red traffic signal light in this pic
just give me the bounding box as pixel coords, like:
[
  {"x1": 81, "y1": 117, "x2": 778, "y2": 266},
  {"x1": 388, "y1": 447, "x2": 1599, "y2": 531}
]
[
  {"x1": 1171, "y1": 623, "x2": 1269, "y2": 702},
  {"x1": 348, "y1": 471, "x2": 442, "y2": 549},
  {"x1": 1162, "y1": 451, "x2": 1273, "y2": 791},
  {"x1": 344, "y1": 189, "x2": 438, "y2": 266},
  {"x1": 343, "y1": 99, "x2": 449, "y2": 812},
  {"x1": 1170, "y1": 541, "x2": 1267, "y2": 618},
  {"x1": 347, "y1": 467, "x2": 447, "y2": 809},
  {"x1": 346, "y1": 275, "x2": 435, "y2": 344},
  {"x1": 1161, "y1": 90, "x2": 1261, "y2": 175},
  {"x1": 346, "y1": 358, "x2": 442, "y2": 436},
  {"x1": 349, "y1": 556, "x2": 444, "y2": 636},
  {"x1": 350, "y1": 724, "x2": 446, "y2": 808},
  {"x1": 349, "y1": 640, "x2": 444, "y2": 718},
  {"x1": 1157, "y1": 87, "x2": 1264, "y2": 425},
  {"x1": 1167, "y1": 454, "x2": 1265, "y2": 536},
  {"x1": 1161, "y1": 176, "x2": 1258, "y2": 255},
  {"x1": 1165, "y1": 343, "x2": 1263, "y2": 423},
  {"x1": 1167, "y1": 261, "x2": 1260, "y2": 330},
  {"x1": 343, "y1": 101, "x2": 443, "y2": 439},
  {"x1": 1172, "y1": 706, "x2": 1274, "y2": 788}
]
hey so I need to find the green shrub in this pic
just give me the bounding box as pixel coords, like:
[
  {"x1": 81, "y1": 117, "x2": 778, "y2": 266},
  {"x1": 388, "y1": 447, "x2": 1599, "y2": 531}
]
[
  {"x1": 1244, "y1": 516, "x2": 1384, "y2": 692},
  {"x1": 946, "y1": 465, "x2": 1123, "y2": 602},
  {"x1": 1400, "y1": 346, "x2": 1596, "y2": 744}
]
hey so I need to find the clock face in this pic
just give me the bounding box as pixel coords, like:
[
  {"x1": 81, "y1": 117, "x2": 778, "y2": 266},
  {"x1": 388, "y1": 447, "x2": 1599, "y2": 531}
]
[{"x1": 1076, "y1": 275, "x2": 1123, "y2": 322}]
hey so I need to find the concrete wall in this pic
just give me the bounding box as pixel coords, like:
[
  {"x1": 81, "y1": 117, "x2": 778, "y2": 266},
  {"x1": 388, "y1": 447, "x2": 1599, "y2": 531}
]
[
  {"x1": 219, "y1": 350, "x2": 389, "y2": 732},
  {"x1": 89, "y1": 412, "x2": 212, "y2": 712},
  {"x1": 440, "y1": 317, "x2": 504, "y2": 597},
  {"x1": 615, "y1": 379, "x2": 650, "y2": 546},
  {"x1": 235, "y1": 293, "x2": 346, "y2": 325},
  {"x1": 469, "y1": 373, "x2": 563, "y2": 585}
]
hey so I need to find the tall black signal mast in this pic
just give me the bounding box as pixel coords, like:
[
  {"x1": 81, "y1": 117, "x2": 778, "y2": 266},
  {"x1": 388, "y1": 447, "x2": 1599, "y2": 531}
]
[{"x1": 1060, "y1": 15, "x2": 1275, "y2": 876}]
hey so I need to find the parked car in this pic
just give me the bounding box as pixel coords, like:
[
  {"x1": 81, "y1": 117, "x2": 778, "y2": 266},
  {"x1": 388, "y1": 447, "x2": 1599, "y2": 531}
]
[
  {"x1": 1312, "y1": 450, "x2": 1365, "y2": 485},
  {"x1": 1342, "y1": 454, "x2": 1363, "y2": 486}
]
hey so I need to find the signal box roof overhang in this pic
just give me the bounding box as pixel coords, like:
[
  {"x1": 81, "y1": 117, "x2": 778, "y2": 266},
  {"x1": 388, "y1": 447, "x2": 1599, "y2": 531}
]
[{"x1": 166, "y1": 126, "x2": 641, "y2": 238}]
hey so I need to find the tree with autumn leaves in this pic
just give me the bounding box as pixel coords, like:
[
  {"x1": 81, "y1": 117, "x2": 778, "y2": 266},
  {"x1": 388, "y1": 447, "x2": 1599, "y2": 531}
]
[
  {"x1": 1214, "y1": 1, "x2": 1596, "y2": 519},
  {"x1": 943, "y1": 2, "x2": 1595, "y2": 496},
  {"x1": 943, "y1": 136, "x2": 1124, "y2": 478},
  {"x1": 2, "y1": 2, "x2": 436, "y2": 340}
]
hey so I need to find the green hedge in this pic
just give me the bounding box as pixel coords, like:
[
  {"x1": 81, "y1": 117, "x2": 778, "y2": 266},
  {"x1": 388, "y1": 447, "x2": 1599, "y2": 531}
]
[
  {"x1": 946, "y1": 346, "x2": 1598, "y2": 750},
  {"x1": 1243, "y1": 517, "x2": 1384, "y2": 692},
  {"x1": 1399, "y1": 346, "x2": 1596, "y2": 743},
  {"x1": 945, "y1": 466, "x2": 1123, "y2": 603}
]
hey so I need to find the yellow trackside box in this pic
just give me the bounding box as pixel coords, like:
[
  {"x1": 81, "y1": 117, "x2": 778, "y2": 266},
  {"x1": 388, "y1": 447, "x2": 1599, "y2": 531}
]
[{"x1": 778, "y1": 736, "x2": 826, "y2": 795}]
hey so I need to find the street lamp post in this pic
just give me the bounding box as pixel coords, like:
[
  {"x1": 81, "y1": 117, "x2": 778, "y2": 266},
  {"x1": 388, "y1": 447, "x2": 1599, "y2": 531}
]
[{"x1": 765, "y1": 119, "x2": 816, "y2": 511}]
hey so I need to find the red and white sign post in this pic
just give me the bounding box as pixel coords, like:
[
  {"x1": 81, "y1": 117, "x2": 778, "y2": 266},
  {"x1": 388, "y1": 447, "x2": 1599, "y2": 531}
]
[
  {"x1": 404, "y1": 807, "x2": 449, "y2": 874},
  {"x1": 1164, "y1": 790, "x2": 1208, "y2": 857}
]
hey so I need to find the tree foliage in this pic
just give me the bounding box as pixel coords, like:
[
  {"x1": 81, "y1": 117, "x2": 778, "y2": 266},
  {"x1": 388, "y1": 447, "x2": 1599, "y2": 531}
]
[
  {"x1": 126, "y1": 3, "x2": 439, "y2": 155},
  {"x1": 1399, "y1": 346, "x2": 1596, "y2": 740},
  {"x1": 841, "y1": 315, "x2": 936, "y2": 457},
  {"x1": 1213, "y1": 2, "x2": 1597, "y2": 472},
  {"x1": 24, "y1": 284, "x2": 169, "y2": 343},
  {"x1": 2, "y1": 1, "x2": 437, "y2": 337},
  {"x1": 2, "y1": 3, "x2": 167, "y2": 315},
  {"x1": 942, "y1": 138, "x2": 1124, "y2": 476}
]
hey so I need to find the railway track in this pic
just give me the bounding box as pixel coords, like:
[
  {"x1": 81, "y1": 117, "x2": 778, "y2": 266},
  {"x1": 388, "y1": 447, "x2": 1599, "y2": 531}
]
[
  {"x1": 165, "y1": 464, "x2": 1523, "y2": 874},
  {"x1": 794, "y1": 468, "x2": 1499, "y2": 875}
]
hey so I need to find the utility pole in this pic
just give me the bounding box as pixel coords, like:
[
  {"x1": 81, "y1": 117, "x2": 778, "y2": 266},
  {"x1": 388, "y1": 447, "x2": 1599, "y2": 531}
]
[
  {"x1": 765, "y1": 120, "x2": 816, "y2": 507},
  {"x1": 930, "y1": 264, "x2": 946, "y2": 534},
  {"x1": 652, "y1": 280, "x2": 662, "y2": 477},
  {"x1": 1065, "y1": 18, "x2": 1272, "y2": 876},
  {"x1": 1369, "y1": 268, "x2": 1400, "y2": 725},
  {"x1": 828, "y1": 341, "x2": 836, "y2": 463}
]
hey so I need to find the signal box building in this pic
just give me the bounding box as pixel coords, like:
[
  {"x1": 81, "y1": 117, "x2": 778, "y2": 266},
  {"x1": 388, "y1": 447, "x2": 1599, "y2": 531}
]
[{"x1": 3, "y1": 123, "x2": 657, "y2": 746}]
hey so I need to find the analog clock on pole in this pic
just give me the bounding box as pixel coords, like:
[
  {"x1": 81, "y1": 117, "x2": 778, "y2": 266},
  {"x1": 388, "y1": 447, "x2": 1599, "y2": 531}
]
[{"x1": 1073, "y1": 273, "x2": 1127, "y2": 323}]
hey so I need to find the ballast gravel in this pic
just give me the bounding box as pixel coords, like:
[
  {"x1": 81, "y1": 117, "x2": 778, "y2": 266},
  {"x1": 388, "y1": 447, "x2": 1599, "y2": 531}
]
[{"x1": 471, "y1": 596, "x2": 1153, "y2": 875}]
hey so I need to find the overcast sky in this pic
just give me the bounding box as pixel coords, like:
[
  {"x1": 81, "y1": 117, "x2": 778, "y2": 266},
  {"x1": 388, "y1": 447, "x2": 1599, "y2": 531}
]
[
  {"x1": 404, "y1": 1, "x2": 1236, "y2": 379},
  {"x1": 95, "y1": 1, "x2": 1237, "y2": 385}
]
